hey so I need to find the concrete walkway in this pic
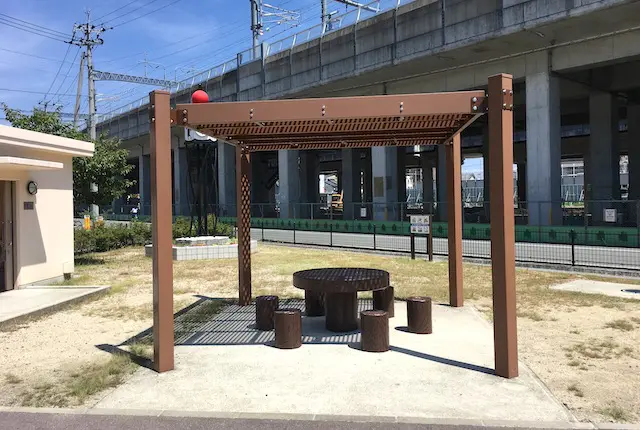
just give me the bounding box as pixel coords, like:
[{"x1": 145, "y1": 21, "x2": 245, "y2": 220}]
[
  {"x1": 551, "y1": 280, "x2": 640, "y2": 300},
  {"x1": 95, "y1": 300, "x2": 572, "y2": 422},
  {"x1": 0, "y1": 285, "x2": 110, "y2": 326}
]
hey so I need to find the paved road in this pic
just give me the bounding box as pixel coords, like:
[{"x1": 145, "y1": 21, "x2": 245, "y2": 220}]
[
  {"x1": 0, "y1": 411, "x2": 598, "y2": 430},
  {"x1": 250, "y1": 228, "x2": 640, "y2": 271}
]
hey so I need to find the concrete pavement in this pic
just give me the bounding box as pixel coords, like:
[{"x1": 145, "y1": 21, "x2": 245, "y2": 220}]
[
  {"x1": 95, "y1": 301, "x2": 570, "y2": 421},
  {"x1": 0, "y1": 285, "x2": 110, "y2": 327}
]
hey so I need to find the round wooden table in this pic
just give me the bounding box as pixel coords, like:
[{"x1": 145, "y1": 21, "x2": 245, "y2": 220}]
[{"x1": 293, "y1": 268, "x2": 390, "y2": 332}]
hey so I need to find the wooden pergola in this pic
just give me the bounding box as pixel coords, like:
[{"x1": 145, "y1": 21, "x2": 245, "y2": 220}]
[{"x1": 148, "y1": 73, "x2": 517, "y2": 378}]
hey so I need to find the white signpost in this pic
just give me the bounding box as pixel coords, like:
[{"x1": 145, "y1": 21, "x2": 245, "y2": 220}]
[
  {"x1": 603, "y1": 208, "x2": 617, "y2": 223},
  {"x1": 409, "y1": 215, "x2": 433, "y2": 261},
  {"x1": 410, "y1": 215, "x2": 431, "y2": 234}
]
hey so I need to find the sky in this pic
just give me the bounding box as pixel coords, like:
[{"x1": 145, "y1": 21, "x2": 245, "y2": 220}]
[
  {"x1": 0, "y1": 0, "x2": 487, "y2": 173},
  {"x1": 0, "y1": 0, "x2": 329, "y2": 124}
]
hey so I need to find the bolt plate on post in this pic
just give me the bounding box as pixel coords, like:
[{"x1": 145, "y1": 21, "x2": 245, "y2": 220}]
[
  {"x1": 470, "y1": 96, "x2": 487, "y2": 113},
  {"x1": 502, "y1": 89, "x2": 514, "y2": 111}
]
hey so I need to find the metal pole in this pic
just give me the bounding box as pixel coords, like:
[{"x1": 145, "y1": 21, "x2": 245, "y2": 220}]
[
  {"x1": 570, "y1": 229, "x2": 576, "y2": 266},
  {"x1": 149, "y1": 90, "x2": 174, "y2": 373},
  {"x1": 373, "y1": 224, "x2": 377, "y2": 250},
  {"x1": 250, "y1": 0, "x2": 260, "y2": 59},
  {"x1": 410, "y1": 233, "x2": 415, "y2": 260},
  {"x1": 73, "y1": 54, "x2": 85, "y2": 128},
  {"x1": 428, "y1": 216, "x2": 434, "y2": 262},
  {"x1": 330, "y1": 222, "x2": 333, "y2": 247}
]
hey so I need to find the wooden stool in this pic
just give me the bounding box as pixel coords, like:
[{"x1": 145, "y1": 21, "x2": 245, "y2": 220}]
[
  {"x1": 304, "y1": 290, "x2": 325, "y2": 316},
  {"x1": 406, "y1": 297, "x2": 432, "y2": 334},
  {"x1": 274, "y1": 308, "x2": 302, "y2": 349},
  {"x1": 373, "y1": 286, "x2": 394, "y2": 318},
  {"x1": 255, "y1": 295, "x2": 279, "y2": 331},
  {"x1": 360, "y1": 310, "x2": 389, "y2": 352}
]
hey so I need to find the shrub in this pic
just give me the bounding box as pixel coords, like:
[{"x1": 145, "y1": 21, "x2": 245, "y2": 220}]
[
  {"x1": 74, "y1": 217, "x2": 233, "y2": 254},
  {"x1": 74, "y1": 221, "x2": 152, "y2": 254},
  {"x1": 172, "y1": 215, "x2": 234, "y2": 239}
]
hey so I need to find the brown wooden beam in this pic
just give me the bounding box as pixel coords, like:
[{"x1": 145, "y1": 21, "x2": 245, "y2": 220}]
[
  {"x1": 488, "y1": 73, "x2": 518, "y2": 379},
  {"x1": 176, "y1": 91, "x2": 485, "y2": 126},
  {"x1": 149, "y1": 90, "x2": 174, "y2": 373},
  {"x1": 446, "y1": 133, "x2": 463, "y2": 307},
  {"x1": 236, "y1": 145, "x2": 252, "y2": 306}
]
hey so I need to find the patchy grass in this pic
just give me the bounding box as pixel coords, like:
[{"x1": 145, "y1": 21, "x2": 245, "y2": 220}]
[
  {"x1": 564, "y1": 338, "x2": 634, "y2": 360},
  {"x1": 518, "y1": 310, "x2": 545, "y2": 321},
  {"x1": 127, "y1": 342, "x2": 153, "y2": 361},
  {"x1": 7, "y1": 245, "x2": 637, "y2": 419},
  {"x1": 4, "y1": 373, "x2": 22, "y2": 384},
  {"x1": 568, "y1": 383, "x2": 584, "y2": 398},
  {"x1": 54, "y1": 274, "x2": 92, "y2": 286},
  {"x1": 604, "y1": 319, "x2": 636, "y2": 332},
  {"x1": 600, "y1": 404, "x2": 632, "y2": 422},
  {"x1": 19, "y1": 354, "x2": 137, "y2": 407},
  {"x1": 83, "y1": 298, "x2": 193, "y2": 321}
]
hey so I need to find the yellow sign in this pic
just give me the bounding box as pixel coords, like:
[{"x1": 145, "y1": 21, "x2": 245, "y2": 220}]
[{"x1": 83, "y1": 215, "x2": 91, "y2": 230}]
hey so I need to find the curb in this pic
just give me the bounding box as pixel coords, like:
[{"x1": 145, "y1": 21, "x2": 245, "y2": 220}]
[
  {"x1": 0, "y1": 406, "x2": 637, "y2": 428},
  {"x1": 0, "y1": 286, "x2": 111, "y2": 329}
]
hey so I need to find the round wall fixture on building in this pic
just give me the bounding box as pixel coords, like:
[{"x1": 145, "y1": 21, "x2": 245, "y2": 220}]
[{"x1": 27, "y1": 181, "x2": 38, "y2": 195}]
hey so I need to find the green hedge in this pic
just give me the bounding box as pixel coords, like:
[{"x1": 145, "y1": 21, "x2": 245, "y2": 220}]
[{"x1": 75, "y1": 217, "x2": 234, "y2": 254}]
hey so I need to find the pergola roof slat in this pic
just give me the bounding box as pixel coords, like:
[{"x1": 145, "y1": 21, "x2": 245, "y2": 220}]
[{"x1": 174, "y1": 92, "x2": 486, "y2": 152}]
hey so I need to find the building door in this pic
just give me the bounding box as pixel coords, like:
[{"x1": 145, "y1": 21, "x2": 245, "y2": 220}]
[{"x1": 0, "y1": 181, "x2": 15, "y2": 292}]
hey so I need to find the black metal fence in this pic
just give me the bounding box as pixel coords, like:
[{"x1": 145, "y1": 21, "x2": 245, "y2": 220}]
[{"x1": 251, "y1": 223, "x2": 640, "y2": 272}]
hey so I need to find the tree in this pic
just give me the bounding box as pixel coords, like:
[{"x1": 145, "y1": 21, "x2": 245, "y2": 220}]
[{"x1": 3, "y1": 105, "x2": 135, "y2": 207}]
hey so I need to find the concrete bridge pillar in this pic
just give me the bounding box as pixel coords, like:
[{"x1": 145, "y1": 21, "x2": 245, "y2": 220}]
[
  {"x1": 628, "y1": 103, "x2": 640, "y2": 224},
  {"x1": 586, "y1": 91, "x2": 620, "y2": 223},
  {"x1": 420, "y1": 148, "x2": 435, "y2": 215},
  {"x1": 217, "y1": 141, "x2": 236, "y2": 216},
  {"x1": 342, "y1": 149, "x2": 363, "y2": 220},
  {"x1": 139, "y1": 154, "x2": 151, "y2": 216},
  {"x1": 371, "y1": 147, "x2": 400, "y2": 221},
  {"x1": 436, "y1": 145, "x2": 447, "y2": 221},
  {"x1": 172, "y1": 147, "x2": 190, "y2": 216},
  {"x1": 525, "y1": 56, "x2": 562, "y2": 226},
  {"x1": 278, "y1": 150, "x2": 299, "y2": 219}
]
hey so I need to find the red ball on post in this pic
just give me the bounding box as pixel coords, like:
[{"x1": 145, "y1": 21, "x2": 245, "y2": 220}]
[{"x1": 191, "y1": 89, "x2": 209, "y2": 104}]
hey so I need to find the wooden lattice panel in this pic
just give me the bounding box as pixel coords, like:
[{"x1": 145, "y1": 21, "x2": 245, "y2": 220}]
[{"x1": 237, "y1": 147, "x2": 252, "y2": 306}]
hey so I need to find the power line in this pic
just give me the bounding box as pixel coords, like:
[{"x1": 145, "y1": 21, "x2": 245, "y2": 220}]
[
  {"x1": 0, "y1": 47, "x2": 79, "y2": 65},
  {"x1": 43, "y1": 42, "x2": 74, "y2": 102},
  {"x1": 0, "y1": 87, "x2": 79, "y2": 97},
  {"x1": 109, "y1": 0, "x2": 185, "y2": 28},
  {"x1": 0, "y1": 18, "x2": 69, "y2": 42},
  {"x1": 0, "y1": 13, "x2": 68, "y2": 38},
  {"x1": 102, "y1": 0, "x2": 163, "y2": 25},
  {"x1": 53, "y1": 47, "x2": 82, "y2": 105},
  {"x1": 93, "y1": 0, "x2": 143, "y2": 22}
]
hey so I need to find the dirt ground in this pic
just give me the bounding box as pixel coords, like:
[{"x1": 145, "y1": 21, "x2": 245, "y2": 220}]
[{"x1": 0, "y1": 245, "x2": 638, "y2": 422}]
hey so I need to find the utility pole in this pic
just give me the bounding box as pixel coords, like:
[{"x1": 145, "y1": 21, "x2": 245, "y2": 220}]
[
  {"x1": 70, "y1": 10, "x2": 106, "y2": 140},
  {"x1": 73, "y1": 54, "x2": 85, "y2": 127},
  {"x1": 250, "y1": 1, "x2": 299, "y2": 59},
  {"x1": 71, "y1": 10, "x2": 106, "y2": 218},
  {"x1": 250, "y1": 0, "x2": 261, "y2": 59}
]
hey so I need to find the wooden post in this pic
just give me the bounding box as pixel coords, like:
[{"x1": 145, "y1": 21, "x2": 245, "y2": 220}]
[
  {"x1": 149, "y1": 90, "x2": 174, "y2": 373},
  {"x1": 446, "y1": 134, "x2": 463, "y2": 307},
  {"x1": 236, "y1": 146, "x2": 252, "y2": 306},
  {"x1": 488, "y1": 73, "x2": 518, "y2": 379}
]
